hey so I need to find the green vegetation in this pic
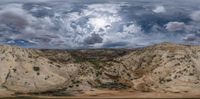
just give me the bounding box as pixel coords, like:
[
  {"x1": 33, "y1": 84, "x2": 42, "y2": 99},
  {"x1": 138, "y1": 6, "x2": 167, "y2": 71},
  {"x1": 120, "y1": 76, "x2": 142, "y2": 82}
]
[
  {"x1": 88, "y1": 60, "x2": 103, "y2": 70},
  {"x1": 33, "y1": 67, "x2": 40, "y2": 71}
]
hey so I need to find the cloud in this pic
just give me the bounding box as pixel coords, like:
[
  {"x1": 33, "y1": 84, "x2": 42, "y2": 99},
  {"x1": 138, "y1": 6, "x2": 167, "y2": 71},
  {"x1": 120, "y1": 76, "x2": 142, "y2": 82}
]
[
  {"x1": 53, "y1": 3, "x2": 124, "y2": 48},
  {"x1": 25, "y1": 3, "x2": 123, "y2": 48},
  {"x1": 165, "y1": 22, "x2": 185, "y2": 32},
  {"x1": 101, "y1": 23, "x2": 145, "y2": 48},
  {"x1": 123, "y1": 24, "x2": 142, "y2": 34},
  {"x1": 103, "y1": 41, "x2": 128, "y2": 48},
  {"x1": 153, "y1": 5, "x2": 166, "y2": 13},
  {"x1": 182, "y1": 33, "x2": 200, "y2": 45},
  {"x1": 0, "y1": 0, "x2": 53, "y2": 3},
  {"x1": 83, "y1": 4, "x2": 122, "y2": 32},
  {"x1": 86, "y1": 4, "x2": 121, "y2": 14},
  {"x1": 0, "y1": 3, "x2": 57, "y2": 47},
  {"x1": 0, "y1": 0, "x2": 200, "y2": 49},
  {"x1": 183, "y1": 34, "x2": 197, "y2": 41},
  {"x1": 190, "y1": 11, "x2": 200, "y2": 21},
  {"x1": 0, "y1": 4, "x2": 32, "y2": 30},
  {"x1": 104, "y1": 23, "x2": 143, "y2": 42},
  {"x1": 84, "y1": 33, "x2": 103, "y2": 45}
]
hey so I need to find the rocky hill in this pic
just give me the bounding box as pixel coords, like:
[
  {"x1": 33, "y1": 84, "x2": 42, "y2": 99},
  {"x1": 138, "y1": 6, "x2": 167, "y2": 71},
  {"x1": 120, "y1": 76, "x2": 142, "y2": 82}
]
[
  {"x1": 105, "y1": 43, "x2": 200, "y2": 93},
  {"x1": 0, "y1": 43, "x2": 200, "y2": 97},
  {"x1": 0, "y1": 45, "x2": 80, "y2": 94}
]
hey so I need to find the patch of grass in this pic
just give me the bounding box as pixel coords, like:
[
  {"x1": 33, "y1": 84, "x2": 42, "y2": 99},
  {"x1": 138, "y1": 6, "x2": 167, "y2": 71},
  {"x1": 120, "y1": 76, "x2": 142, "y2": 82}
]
[
  {"x1": 89, "y1": 60, "x2": 103, "y2": 70},
  {"x1": 73, "y1": 56, "x2": 85, "y2": 63}
]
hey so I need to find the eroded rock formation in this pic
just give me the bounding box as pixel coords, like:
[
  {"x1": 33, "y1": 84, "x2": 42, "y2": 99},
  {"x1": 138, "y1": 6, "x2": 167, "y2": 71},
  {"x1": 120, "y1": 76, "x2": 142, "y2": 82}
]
[{"x1": 0, "y1": 43, "x2": 200, "y2": 96}]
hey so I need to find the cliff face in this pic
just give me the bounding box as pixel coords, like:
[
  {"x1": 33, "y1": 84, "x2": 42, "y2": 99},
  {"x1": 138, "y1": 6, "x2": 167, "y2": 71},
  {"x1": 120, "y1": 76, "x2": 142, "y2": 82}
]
[{"x1": 0, "y1": 43, "x2": 200, "y2": 96}]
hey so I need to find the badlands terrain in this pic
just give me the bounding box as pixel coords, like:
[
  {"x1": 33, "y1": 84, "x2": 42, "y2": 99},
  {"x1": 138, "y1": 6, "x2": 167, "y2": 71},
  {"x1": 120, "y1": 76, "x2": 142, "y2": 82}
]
[{"x1": 0, "y1": 43, "x2": 200, "y2": 98}]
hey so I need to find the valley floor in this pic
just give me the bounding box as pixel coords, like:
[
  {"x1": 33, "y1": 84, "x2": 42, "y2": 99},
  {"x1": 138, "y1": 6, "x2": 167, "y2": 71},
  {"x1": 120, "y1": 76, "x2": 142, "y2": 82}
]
[{"x1": 1, "y1": 89, "x2": 200, "y2": 99}]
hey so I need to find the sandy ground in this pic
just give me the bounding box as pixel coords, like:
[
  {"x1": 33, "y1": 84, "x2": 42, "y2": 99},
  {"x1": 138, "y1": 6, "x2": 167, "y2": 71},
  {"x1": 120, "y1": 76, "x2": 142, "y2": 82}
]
[{"x1": 1, "y1": 89, "x2": 200, "y2": 99}]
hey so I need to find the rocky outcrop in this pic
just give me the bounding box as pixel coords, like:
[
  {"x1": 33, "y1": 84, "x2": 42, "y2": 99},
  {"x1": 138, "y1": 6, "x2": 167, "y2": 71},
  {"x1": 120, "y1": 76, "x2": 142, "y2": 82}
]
[
  {"x1": 102, "y1": 43, "x2": 200, "y2": 92},
  {"x1": 1, "y1": 43, "x2": 200, "y2": 96},
  {"x1": 0, "y1": 45, "x2": 80, "y2": 93}
]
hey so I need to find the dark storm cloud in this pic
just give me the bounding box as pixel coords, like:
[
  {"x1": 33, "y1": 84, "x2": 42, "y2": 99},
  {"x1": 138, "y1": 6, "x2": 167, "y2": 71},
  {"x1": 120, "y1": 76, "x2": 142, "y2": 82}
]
[
  {"x1": 84, "y1": 33, "x2": 103, "y2": 45},
  {"x1": 103, "y1": 42, "x2": 128, "y2": 48},
  {"x1": 0, "y1": 11, "x2": 29, "y2": 30},
  {"x1": 0, "y1": 4, "x2": 30, "y2": 32},
  {"x1": 22, "y1": 3, "x2": 55, "y2": 18}
]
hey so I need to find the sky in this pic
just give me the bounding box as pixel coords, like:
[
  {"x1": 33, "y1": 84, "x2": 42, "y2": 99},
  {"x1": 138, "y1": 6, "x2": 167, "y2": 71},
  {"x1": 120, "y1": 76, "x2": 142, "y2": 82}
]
[{"x1": 0, "y1": 0, "x2": 200, "y2": 49}]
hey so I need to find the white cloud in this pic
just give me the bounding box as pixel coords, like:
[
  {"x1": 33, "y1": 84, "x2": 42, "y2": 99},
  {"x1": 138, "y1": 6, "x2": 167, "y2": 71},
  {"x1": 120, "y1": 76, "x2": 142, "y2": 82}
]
[
  {"x1": 153, "y1": 5, "x2": 166, "y2": 13},
  {"x1": 103, "y1": 23, "x2": 144, "y2": 48},
  {"x1": 165, "y1": 22, "x2": 185, "y2": 32},
  {"x1": 87, "y1": 4, "x2": 121, "y2": 14},
  {"x1": 88, "y1": 16, "x2": 121, "y2": 32},
  {"x1": 83, "y1": 4, "x2": 122, "y2": 32},
  {"x1": 123, "y1": 24, "x2": 142, "y2": 34},
  {"x1": 190, "y1": 11, "x2": 200, "y2": 22},
  {"x1": 183, "y1": 34, "x2": 196, "y2": 41}
]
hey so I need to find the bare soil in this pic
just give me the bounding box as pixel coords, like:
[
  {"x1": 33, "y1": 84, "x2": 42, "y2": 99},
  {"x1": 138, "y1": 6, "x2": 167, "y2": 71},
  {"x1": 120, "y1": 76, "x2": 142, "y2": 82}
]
[{"x1": 1, "y1": 89, "x2": 200, "y2": 99}]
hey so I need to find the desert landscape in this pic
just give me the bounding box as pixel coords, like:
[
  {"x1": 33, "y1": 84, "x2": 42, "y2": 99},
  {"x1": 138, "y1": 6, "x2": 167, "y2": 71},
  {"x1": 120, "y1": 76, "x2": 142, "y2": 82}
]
[
  {"x1": 0, "y1": 43, "x2": 200, "y2": 98},
  {"x1": 0, "y1": 0, "x2": 200, "y2": 98}
]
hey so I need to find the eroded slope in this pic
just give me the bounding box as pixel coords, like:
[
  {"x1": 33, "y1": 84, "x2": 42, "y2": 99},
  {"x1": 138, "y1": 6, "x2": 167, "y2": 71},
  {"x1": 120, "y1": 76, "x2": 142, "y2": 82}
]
[{"x1": 0, "y1": 43, "x2": 200, "y2": 97}]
